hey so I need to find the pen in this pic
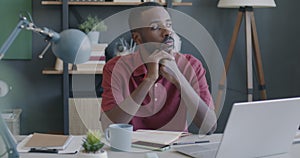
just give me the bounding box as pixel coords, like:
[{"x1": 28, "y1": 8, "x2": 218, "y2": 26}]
[
  {"x1": 293, "y1": 140, "x2": 300, "y2": 144},
  {"x1": 172, "y1": 140, "x2": 210, "y2": 145},
  {"x1": 29, "y1": 148, "x2": 58, "y2": 153}
]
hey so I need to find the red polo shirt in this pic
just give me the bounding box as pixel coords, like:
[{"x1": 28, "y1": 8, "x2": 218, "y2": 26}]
[{"x1": 101, "y1": 52, "x2": 213, "y2": 131}]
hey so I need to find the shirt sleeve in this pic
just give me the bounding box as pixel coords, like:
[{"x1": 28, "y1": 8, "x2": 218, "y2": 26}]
[
  {"x1": 101, "y1": 56, "x2": 123, "y2": 112},
  {"x1": 184, "y1": 54, "x2": 214, "y2": 108}
]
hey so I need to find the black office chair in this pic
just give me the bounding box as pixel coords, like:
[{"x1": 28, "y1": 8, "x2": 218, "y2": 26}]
[
  {"x1": 93, "y1": 32, "x2": 134, "y2": 98},
  {"x1": 105, "y1": 31, "x2": 134, "y2": 62}
]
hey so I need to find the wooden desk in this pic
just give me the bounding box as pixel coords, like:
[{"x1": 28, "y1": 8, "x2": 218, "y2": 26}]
[{"x1": 18, "y1": 134, "x2": 300, "y2": 158}]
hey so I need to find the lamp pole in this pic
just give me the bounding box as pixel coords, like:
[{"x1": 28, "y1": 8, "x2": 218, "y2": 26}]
[{"x1": 216, "y1": 6, "x2": 267, "y2": 109}]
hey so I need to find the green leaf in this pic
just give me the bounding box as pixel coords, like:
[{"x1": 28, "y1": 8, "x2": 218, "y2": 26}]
[{"x1": 78, "y1": 15, "x2": 107, "y2": 33}]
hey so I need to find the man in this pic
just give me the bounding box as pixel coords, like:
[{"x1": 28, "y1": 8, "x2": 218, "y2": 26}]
[{"x1": 100, "y1": 2, "x2": 217, "y2": 134}]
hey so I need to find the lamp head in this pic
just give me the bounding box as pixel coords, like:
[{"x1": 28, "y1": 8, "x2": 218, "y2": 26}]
[
  {"x1": 51, "y1": 29, "x2": 92, "y2": 64},
  {"x1": 217, "y1": 0, "x2": 276, "y2": 8}
]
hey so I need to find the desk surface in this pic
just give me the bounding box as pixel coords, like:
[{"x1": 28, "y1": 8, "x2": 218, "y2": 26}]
[{"x1": 18, "y1": 134, "x2": 300, "y2": 158}]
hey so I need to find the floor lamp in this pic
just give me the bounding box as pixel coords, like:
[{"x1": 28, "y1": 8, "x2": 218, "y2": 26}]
[{"x1": 215, "y1": 0, "x2": 276, "y2": 108}]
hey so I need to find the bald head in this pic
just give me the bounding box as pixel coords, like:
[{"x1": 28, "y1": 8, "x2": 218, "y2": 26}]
[{"x1": 128, "y1": 2, "x2": 169, "y2": 31}]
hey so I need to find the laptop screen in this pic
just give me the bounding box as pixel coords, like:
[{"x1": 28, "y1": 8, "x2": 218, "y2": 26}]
[
  {"x1": 174, "y1": 97, "x2": 300, "y2": 158},
  {"x1": 216, "y1": 97, "x2": 300, "y2": 158}
]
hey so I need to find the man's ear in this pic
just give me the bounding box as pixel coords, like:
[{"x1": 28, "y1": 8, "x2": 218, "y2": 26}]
[{"x1": 132, "y1": 31, "x2": 142, "y2": 44}]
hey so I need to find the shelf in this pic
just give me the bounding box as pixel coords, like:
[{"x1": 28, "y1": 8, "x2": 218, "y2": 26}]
[
  {"x1": 41, "y1": 1, "x2": 192, "y2": 6},
  {"x1": 42, "y1": 68, "x2": 103, "y2": 74}
]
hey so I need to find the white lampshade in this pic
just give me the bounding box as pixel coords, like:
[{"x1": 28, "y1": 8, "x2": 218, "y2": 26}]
[{"x1": 218, "y1": 0, "x2": 276, "y2": 8}]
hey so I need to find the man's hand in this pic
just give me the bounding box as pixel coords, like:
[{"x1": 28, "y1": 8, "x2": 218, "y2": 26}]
[
  {"x1": 144, "y1": 49, "x2": 175, "y2": 81},
  {"x1": 160, "y1": 56, "x2": 181, "y2": 88}
]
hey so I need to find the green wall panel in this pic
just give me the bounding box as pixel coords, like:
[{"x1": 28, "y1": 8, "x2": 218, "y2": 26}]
[{"x1": 0, "y1": 0, "x2": 32, "y2": 59}]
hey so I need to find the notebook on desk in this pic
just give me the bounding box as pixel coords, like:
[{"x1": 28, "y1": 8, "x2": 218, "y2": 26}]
[
  {"x1": 132, "y1": 130, "x2": 190, "y2": 145},
  {"x1": 174, "y1": 97, "x2": 300, "y2": 158},
  {"x1": 24, "y1": 133, "x2": 73, "y2": 150}
]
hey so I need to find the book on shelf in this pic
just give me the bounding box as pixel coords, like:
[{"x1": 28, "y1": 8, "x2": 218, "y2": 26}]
[
  {"x1": 24, "y1": 133, "x2": 73, "y2": 150},
  {"x1": 73, "y1": 43, "x2": 107, "y2": 71},
  {"x1": 54, "y1": 43, "x2": 107, "y2": 71},
  {"x1": 89, "y1": 43, "x2": 107, "y2": 59},
  {"x1": 92, "y1": 43, "x2": 108, "y2": 52},
  {"x1": 76, "y1": 60, "x2": 105, "y2": 71},
  {"x1": 132, "y1": 129, "x2": 190, "y2": 145}
]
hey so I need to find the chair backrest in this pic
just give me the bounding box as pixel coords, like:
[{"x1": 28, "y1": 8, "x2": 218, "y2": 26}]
[{"x1": 105, "y1": 31, "x2": 133, "y2": 62}]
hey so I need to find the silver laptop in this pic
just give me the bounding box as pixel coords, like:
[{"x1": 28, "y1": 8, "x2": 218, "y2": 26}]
[{"x1": 174, "y1": 97, "x2": 300, "y2": 158}]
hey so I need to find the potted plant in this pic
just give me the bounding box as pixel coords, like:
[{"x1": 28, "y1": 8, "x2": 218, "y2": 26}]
[
  {"x1": 78, "y1": 15, "x2": 107, "y2": 44},
  {"x1": 77, "y1": 130, "x2": 107, "y2": 158}
]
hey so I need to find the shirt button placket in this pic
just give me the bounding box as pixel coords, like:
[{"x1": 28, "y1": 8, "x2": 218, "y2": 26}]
[{"x1": 154, "y1": 84, "x2": 158, "y2": 102}]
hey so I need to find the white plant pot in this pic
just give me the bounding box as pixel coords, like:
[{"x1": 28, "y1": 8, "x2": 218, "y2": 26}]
[
  {"x1": 77, "y1": 150, "x2": 108, "y2": 158},
  {"x1": 87, "y1": 31, "x2": 100, "y2": 44}
]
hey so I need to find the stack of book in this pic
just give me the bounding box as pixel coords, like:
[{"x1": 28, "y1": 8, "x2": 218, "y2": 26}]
[{"x1": 76, "y1": 43, "x2": 107, "y2": 71}]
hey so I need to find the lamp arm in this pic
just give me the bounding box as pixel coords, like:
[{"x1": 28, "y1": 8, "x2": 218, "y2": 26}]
[
  {"x1": 0, "y1": 16, "x2": 60, "y2": 60},
  {"x1": 26, "y1": 25, "x2": 60, "y2": 42},
  {"x1": 0, "y1": 17, "x2": 29, "y2": 59},
  {"x1": 0, "y1": 116, "x2": 19, "y2": 158}
]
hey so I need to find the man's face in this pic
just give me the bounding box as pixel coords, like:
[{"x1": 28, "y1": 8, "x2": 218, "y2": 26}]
[{"x1": 135, "y1": 7, "x2": 175, "y2": 53}]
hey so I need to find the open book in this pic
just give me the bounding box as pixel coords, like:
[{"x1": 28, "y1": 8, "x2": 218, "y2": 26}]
[
  {"x1": 24, "y1": 133, "x2": 73, "y2": 150},
  {"x1": 132, "y1": 130, "x2": 190, "y2": 145}
]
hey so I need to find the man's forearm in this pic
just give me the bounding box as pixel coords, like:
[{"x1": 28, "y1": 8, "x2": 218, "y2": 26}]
[
  {"x1": 102, "y1": 77, "x2": 156, "y2": 125},
  {"x1": 176, "y1": 72, "x2": 217, "y2": 134}
]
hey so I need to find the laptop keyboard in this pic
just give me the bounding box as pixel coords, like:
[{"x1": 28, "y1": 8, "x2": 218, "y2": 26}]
[{"x1": 173, "y1": 142, "x2": 220, "y2": 158}]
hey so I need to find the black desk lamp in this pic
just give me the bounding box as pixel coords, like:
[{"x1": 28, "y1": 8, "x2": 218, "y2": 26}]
[{"x1": 0, "y1": 13, "x2": 92, "y2": 158}]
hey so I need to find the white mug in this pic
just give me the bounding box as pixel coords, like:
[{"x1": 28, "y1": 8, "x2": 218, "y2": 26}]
[{"x1": 105, "y1": 124, "x2": 133, "y2": 151}]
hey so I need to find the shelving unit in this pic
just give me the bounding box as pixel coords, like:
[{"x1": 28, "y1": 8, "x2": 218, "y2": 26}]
[
  {"x1": 41, "y1": 1, "x2": 192, "y2": 6},
  {"x1": 41, "y1": 0, "x2": 193, "y2": 76}
]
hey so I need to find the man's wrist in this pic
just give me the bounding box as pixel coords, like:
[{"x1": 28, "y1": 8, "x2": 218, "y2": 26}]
[
  {"x1": 143, "y1": 77, "x2": 157, "y2": 83},
  {"x1": 174, "y1": 80, "x2": 181, "y2": 90}
]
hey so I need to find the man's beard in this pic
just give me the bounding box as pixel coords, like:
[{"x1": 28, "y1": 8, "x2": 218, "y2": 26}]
[
  {"x1": 161, "y1": 36, "x2": 175, "y2": 52},
  {"x1": 142, "y1": 36, "x2": 175, "y2": 55}
]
